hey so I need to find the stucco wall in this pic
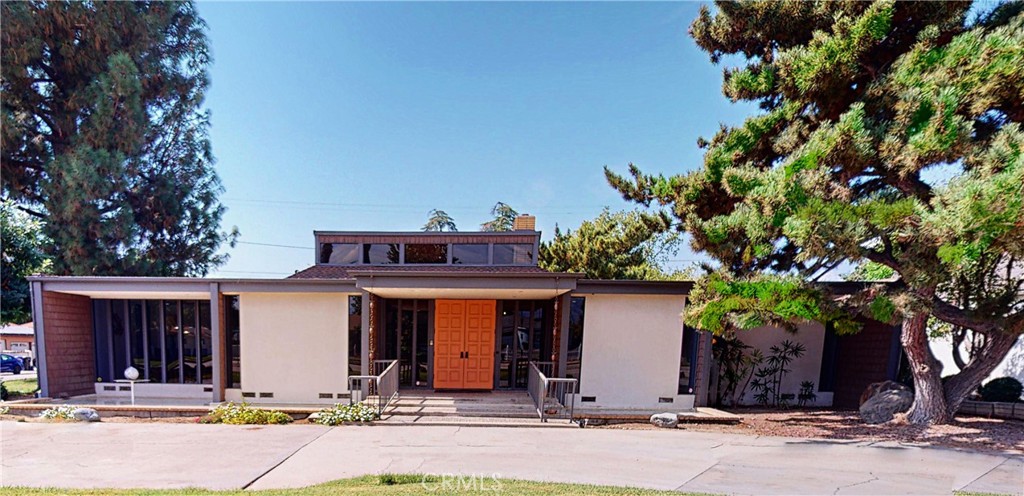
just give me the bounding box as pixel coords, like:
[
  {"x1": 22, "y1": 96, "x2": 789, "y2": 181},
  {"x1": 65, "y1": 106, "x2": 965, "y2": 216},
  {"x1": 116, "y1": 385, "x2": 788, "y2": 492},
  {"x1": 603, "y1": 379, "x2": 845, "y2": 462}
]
[
  {"x1": 239, "y1": 293, "x2": 351, "y2": 404},
  {"x1": 735, "y1": 322, "x2": 832, "y2": 407},
  {"x1": 575, "y1": 293, "x2": 693, "y2": 410},
  {"x1": 932, "y1": 335, "x2": 1024, "y2": 398}
]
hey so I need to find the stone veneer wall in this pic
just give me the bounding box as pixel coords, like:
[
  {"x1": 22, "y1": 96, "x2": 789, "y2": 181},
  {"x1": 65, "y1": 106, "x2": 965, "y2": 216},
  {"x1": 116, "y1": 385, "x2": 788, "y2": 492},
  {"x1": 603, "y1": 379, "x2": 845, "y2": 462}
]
[{"x1": 41, "y1": 291, "x2": 96, "y2": 398}]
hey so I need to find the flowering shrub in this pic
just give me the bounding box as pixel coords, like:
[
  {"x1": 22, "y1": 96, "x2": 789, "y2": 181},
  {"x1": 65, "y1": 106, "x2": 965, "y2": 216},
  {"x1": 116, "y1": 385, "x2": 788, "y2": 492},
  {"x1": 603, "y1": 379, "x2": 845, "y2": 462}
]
[
  {"x1": 314, "y1": 403, "x2": 379, "y2": 425},
  {"x1": 39, "y1": 405, "x2": 77, "y2": 420},
  {"x1": 200, "y1": 402, "x2": 292, "y2": 425}
]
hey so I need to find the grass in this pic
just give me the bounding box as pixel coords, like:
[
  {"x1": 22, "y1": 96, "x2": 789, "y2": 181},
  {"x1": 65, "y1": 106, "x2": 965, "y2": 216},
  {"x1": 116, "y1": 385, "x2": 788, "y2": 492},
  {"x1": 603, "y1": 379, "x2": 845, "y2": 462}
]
[
  {"x1": 2, "y1": 378, "x2": 38, "y2": 397},
  {"x1": 0, "y1": 474, "x2": 694, "y2": 495}
]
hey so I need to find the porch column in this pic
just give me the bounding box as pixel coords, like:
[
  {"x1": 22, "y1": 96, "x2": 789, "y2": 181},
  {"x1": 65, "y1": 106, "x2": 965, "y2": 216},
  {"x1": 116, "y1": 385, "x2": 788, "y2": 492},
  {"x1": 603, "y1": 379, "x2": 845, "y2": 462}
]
[
  {"x1": 209, "y1": 283, "x2": 224, "y2": 402},
  {"x1": 360, "y1": 290, "x2": 371, "y2": 376},
  {"x1": 30, "y1": 281, "x2": 50, "y2": 398}
]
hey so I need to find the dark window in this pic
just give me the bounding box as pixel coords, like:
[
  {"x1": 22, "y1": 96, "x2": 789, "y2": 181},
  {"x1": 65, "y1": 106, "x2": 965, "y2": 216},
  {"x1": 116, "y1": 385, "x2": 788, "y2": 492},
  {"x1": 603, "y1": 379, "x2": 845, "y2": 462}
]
[
  {"x1": 199, "y1": 301, "x2": 212, "y2": 384},
  {"x1": 493, "y1": 243, "x2": 533, "y2": 265},
  {"x1": 111, "y1": 301, "x2": 128, "y2": 378},
  {"x1": 320, "y1": 243, "x2": 360, "y2": 264},
  {"x1": 566, "y1": 297, "x2": 585, "y2": 381},
  {"x1": 129, "y1": 301, "x2": 145, "y2": 376},
  {"x1": 92, "y1": 301, "x2": 113, "y2": 382},
  {"x1": 146, "y1": 301, "x2": 164, "y2": 383},
  {"x1": 181, "y1": 301, "x2": 198, "y2": 384},
  {"x1": 818, "y1": 321, "x2": 838, "y2": 392},
  {"x1": 678, "y1": 326, "x2": 698, "y2": 394},
  {"x1": 165, "y1": 301, "x2": 181, "y2": 383},
  {"x1": 364, "y1": 243, "x2": 400, "y2": 264},
  {"x1": 452, "y1": 244, "x2": 488, "y2": 265},
  {"x1": 225, "y1": 296, "x2": 241, "y2": 389},
  {"x1": 348, "y1": 296, "x2": 361, "y2": 378},
  {"x1": 405, "y1": 243, "x2": 447, "y2": 264}
]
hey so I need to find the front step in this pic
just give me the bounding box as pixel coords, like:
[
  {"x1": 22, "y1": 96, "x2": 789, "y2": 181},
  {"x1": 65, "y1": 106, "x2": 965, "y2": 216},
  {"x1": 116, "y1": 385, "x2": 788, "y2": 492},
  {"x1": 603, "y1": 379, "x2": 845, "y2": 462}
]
[{"x1": 378, "y1": 414, "x2": 579, "y2": 428}]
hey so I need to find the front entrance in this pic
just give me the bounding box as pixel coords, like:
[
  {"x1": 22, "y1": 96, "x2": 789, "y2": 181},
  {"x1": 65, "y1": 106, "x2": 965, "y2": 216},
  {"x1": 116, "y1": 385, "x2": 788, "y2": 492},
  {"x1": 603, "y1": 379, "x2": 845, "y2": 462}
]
[{"x1": 433, "y1": 300, "x2": 496, "y2": 390}]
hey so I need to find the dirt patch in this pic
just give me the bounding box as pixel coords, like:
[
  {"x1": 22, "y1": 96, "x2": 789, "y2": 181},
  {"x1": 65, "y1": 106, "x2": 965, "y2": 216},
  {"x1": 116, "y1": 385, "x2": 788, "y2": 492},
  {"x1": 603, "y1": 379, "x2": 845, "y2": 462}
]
[{"x1": 598, "y1": 409, "x2": 1024, "y2": 454}]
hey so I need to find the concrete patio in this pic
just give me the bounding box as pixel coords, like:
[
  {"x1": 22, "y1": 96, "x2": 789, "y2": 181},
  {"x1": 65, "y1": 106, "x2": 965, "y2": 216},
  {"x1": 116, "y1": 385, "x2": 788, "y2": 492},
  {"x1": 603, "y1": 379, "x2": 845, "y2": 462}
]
[{"x1": 0, "y1": 422, "x2": 1020, "y2": 494}]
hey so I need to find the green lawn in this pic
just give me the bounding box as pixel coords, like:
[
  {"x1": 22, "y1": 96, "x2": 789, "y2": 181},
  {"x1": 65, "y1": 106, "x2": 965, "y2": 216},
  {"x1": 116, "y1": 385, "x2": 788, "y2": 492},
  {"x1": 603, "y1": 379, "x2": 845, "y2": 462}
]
[
  {"x1": 2, "y1": 378, "x2": 38, "y2": 397},
  {"x1": 0, "y1": 474, "x2": 694, "y2": 495}
]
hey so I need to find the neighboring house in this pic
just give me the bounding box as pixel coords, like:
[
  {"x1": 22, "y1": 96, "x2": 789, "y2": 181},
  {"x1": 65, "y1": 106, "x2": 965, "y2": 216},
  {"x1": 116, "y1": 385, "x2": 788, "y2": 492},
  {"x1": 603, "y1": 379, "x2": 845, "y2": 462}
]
[
  {"x1": 0, "y1": 322, "x2": 35, "y2": 353},
  {"x1": 26, "y1": 217, "x2": 899, "y2": 410}
]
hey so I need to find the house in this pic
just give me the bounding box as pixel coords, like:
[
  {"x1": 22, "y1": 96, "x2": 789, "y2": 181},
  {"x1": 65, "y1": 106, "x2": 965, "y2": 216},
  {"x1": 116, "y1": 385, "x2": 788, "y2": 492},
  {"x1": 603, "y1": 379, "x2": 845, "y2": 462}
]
[
  {"x1": 25, "y1": 217, "x2": 900, "y2": 411},
  {"x1": 1, "y1": 322, "x2": 35, "y2": 353}
]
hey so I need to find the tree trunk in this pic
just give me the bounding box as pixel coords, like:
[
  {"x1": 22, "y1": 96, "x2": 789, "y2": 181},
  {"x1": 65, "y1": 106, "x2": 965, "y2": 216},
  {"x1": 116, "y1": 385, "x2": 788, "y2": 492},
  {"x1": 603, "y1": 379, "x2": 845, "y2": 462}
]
[
  {"x1": 943, "y1": 331, "x2": 1018, "y2": 418},
  {"x1": 900, "y1": 311, "x2": 951, "y2": 425}
]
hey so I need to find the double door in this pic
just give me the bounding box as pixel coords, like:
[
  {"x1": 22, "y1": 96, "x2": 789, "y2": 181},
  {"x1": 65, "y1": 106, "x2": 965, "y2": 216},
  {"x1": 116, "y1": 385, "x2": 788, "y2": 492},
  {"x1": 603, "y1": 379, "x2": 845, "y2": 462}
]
[{"x1": 433, "y1": 299, "x2": 496, "y2": 390}]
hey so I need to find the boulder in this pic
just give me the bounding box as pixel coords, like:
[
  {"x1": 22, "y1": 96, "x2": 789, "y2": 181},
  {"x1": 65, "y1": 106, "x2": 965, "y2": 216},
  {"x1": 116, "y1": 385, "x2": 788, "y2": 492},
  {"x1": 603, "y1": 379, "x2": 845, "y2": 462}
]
[
  {"x1": 650, "y1": 412, "x2": 679, "y2": 428},
  {"x1": 859, "y1": 389, "x2": 912, "y2": 424},
  {"x1": 72, "y1": 408, "x2": 101, "y2": 422},
  {"x1": 859, "y1": 380, "x2": 909, "y2": 406}
]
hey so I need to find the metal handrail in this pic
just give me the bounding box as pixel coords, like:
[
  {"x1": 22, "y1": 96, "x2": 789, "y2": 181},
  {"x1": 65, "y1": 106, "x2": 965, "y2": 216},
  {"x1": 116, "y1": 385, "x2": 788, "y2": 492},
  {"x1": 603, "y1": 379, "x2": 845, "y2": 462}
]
[
  {"x1": 348, "y1": 359, "x2": 400, "y2": 417},
  {"x1": 528, "y1": 361, "x2": 578, "y2": 423}
]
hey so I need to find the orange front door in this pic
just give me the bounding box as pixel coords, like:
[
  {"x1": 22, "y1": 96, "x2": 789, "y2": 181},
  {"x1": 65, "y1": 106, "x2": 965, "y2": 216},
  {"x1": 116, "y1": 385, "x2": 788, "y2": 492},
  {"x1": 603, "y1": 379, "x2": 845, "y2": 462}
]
[{"x1": 433, "y1": 299, "x2": 495, "y2": 390}]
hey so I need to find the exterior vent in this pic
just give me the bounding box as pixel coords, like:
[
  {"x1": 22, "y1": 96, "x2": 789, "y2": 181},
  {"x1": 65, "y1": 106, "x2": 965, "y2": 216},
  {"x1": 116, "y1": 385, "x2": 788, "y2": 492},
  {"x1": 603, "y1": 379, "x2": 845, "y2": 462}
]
[
  {"x1": 319, "y1": 393, "x2": 333, "y2": 399},
  {"x1": 581, "y1": 396, "x2": 596, "y2": 403},
  {"x1": 203, "y1": 387, "x2": 213, "y2": 392},
  {"x1": 513, "y1": 214, "x2": 536, "y2": 231},
  {"x1": 119, "y1": 386, "x2": 131, "y2": 391},
  {"x1": 242, "y1": 392, "x2": 256, "y2": 398},
  {"x1": 659, "y1": 397, "x2": 674, "y2": 403},
  {"x1": 103, "y1": 385, "x2": 116, "y2": 391},
  {"x1": 259, "y1": 392, "x2": 274, "y2": 398}
]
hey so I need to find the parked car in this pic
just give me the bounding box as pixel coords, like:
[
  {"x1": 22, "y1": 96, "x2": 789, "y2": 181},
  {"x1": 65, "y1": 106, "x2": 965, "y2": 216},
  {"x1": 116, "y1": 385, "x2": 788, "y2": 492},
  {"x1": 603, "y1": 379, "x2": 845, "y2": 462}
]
[{"x1": 1, "y1": 354, "x2": 24, "y2": 374}]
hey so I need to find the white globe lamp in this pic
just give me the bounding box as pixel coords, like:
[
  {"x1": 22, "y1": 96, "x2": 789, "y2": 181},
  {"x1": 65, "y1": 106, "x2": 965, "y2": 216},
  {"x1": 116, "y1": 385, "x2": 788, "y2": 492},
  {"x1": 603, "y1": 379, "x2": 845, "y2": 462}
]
[{"x1": 124, "y1": 366, "x2": 140, "y2": 381}]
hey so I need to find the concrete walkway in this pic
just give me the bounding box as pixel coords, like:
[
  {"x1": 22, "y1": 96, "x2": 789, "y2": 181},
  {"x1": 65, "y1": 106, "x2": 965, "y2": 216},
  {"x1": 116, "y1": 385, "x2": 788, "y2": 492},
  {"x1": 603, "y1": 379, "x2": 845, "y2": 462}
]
[{"x1": 1, "y1": 422, "x2": 1021, "y2": 495}]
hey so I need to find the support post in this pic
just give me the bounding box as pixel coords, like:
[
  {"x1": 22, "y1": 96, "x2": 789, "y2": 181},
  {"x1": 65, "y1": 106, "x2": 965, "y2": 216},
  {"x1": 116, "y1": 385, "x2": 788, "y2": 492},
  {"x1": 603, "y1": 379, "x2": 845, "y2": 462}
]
[
  {"x1": 31, "y1": 281, "x2": 50, "y2": 398},
  {"x1": 210, "y1": 283, "x2": 224, "y2": 402}
]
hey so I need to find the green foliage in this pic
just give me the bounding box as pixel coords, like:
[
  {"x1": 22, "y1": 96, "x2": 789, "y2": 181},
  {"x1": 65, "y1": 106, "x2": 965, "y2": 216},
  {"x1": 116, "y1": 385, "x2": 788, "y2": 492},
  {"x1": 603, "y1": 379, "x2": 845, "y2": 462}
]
[
  {"x1": 39, "y1": 405, "x2": 77, "y2": 420},
  {"x1": 846, "y1": 262, "x2": 897, "y2": 282},
  {"x1": 200, "y1": 403, "x2": 292, "y2": 425},
  {"x1": 1, "y1": 1, "x2": 237, "y2": 276},
  {"x1": 480, "y1": 202, "x2": 519, "y2": 232},
  {"x1": 1, "y1": 200, "x2": 50, "y2": 324},
  {"x1": 314, "y1": 402, "x2": 380, "y2": 425},
  {"x1": 0, "y1": 383, "x2": 7, "y2": 402},
  {"x1": 978, "y1": 377, "x2": 1023, "y2": 402},
  {"x1": 539, "y1": 209, "x2": 685, "y2": 280},
  {"x1": 422, "y1": 209, "x2": 457, "y2": 232}
]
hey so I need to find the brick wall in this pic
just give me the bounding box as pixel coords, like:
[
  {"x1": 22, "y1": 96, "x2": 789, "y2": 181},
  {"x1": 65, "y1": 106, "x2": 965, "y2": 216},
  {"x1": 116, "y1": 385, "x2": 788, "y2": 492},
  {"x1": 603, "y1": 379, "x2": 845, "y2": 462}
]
[
  {"x1": 41, "y1": 291, "x2": 96, "y2": 398},
  {"x1": 832, "y1": 319, "x2": 899, "y2": 408}
]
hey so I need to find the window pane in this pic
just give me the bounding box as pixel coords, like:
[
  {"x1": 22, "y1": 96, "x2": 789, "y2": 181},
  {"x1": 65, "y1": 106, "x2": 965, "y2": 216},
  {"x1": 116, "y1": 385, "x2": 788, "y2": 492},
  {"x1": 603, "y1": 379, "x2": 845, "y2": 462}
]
[
  {"x1": 199, "y1": 301, "x2": 212, "y2": 385},
  {"x1": 678, "y1": 326, "x2": 697, "y2": 394},
  {"x1": 493, "y1": 244, "x2": 533, "y2": 265},
  {"x1": 225, "y1": 296, "x2": 241, "y2": 389},
  {"x1": 92, "y1": 300, "x2": 113, "y2": 382},
  {"x1": 182, "y1": 302, "x2": 198, "y2": 384},
  {"x1": 111, "y1": 301, "x2": 128, "y2": 378},
  {"x1": 129, "y1": 301, "x2": 145, "y2": 376},
  {"x1": 320, "y1": 243, "x2": 360, "y2": 264},
  {"x1": 348, "y1": 296, "x2": 361, "y2": 378},
  {"x1": 452, "y1": 244, "x2": 488, "y2": 265},
  {"x1": 146, "y1": 301, "x2": 164, "y2": 383},
  {"x1": 566, "y1": 297, "x2": 586, "y2": 380},
  {"x1": 364, "y1": 243, "x2": 399, "y2": 264},
  {"x1": 405, "y1": 244, "x2": 447, "y2": 264},
  {"x1": 165, "y1": 301, "x2": 181, "y2": 383}
]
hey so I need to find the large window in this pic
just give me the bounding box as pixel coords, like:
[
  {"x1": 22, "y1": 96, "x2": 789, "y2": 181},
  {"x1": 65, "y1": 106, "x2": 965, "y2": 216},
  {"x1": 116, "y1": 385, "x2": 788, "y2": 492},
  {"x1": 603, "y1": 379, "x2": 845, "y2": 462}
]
[
  {"x1": 320, "y1": 243, "x2": 360, "y2": 264},
  {"x1": 565, "y1": 297, "x2": 586, "y2": 380},
  {"x1": 452, "y1": 244, "x2": 489, "y2": 265},
  {"x1": 678, "y1": 326, "x2": 698, "y2": 394},
  {"x1": 493, "y1": 244, "x2": 533, "y2": 265},
  {"x1": 92, "y1": 299, "x2": 213, "y2": 385},
  {"x1": 364, "y1": 243, "x2": 399, "y2": 264},
  {"x1": 348, "y1": 295, "x2": 361, "y2": 377},
  {"x1": 405, "y1": 243, "x2": 447, "y2": 264},
  {"x1": 224, "y1": 296, "x2": 241, "y2": 389}
]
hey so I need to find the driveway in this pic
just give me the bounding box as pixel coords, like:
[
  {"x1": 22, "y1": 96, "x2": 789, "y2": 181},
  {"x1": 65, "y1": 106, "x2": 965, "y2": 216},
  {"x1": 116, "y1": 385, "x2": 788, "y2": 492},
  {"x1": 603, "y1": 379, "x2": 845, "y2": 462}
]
[{"x1": 1, "y1": 422, "x2": 1021, "y2": 495}]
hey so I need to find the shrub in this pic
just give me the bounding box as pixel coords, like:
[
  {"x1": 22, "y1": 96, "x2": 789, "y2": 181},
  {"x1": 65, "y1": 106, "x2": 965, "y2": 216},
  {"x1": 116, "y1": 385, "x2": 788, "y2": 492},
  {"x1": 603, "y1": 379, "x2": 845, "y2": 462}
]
[
  {"x1": 39, "y1": 405, "x2": 77, "y2": 420},
  {"x1": 313, "y1": 403, "x2": 379, "y2": 425},
  {"x1": 200, "y1": 402, "x2": 292, "y2": 425},
  {"x1": 978, "y1": 377, "x2": 1023, "y2": 403},
  {"x1": 0, "y1": 382, "x2": 7, "y2": 401}
]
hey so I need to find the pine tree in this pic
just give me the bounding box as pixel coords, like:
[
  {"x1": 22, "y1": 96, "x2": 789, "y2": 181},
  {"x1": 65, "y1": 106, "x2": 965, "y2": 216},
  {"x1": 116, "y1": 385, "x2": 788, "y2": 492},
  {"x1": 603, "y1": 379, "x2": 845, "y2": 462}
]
[
  {"x1": 1, "y1": 1, "x2": 237, "y2": 276},
  {"x1": 607, "y1": 1, "x2": 1024, "y2": 424},
  {"x1": 423, "y1": 209, "x2": 457, "y2": 232},
  {"x1": 480, "y1": 202, "x2": 519, "y2": 232}
]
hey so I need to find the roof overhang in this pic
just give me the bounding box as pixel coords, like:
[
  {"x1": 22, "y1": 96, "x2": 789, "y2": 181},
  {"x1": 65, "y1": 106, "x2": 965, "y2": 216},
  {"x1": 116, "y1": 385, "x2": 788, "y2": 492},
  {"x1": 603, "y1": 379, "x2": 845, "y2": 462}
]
[
  {"x1": 27, "y1": 276, "x2": 358, "y2": 298},
  {"x1": 573, "y1": 279, "x2": 694, "y2": 295},
  {"x1": 352, "y1": 271, "x2": 580, "y2": 299}
]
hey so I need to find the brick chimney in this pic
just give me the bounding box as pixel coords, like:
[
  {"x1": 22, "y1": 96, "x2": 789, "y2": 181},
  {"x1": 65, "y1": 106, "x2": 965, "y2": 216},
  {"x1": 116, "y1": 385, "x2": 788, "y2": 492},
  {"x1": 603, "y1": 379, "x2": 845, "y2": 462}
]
[{"x1": 513, "y1": 214, "x2": 536, "y2": 231}]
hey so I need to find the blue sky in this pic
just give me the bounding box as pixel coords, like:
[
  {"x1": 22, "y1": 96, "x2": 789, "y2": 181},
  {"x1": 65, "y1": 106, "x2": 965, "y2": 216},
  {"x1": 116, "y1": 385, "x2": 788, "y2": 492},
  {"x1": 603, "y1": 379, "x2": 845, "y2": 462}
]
[{"x1": 198, "y1": 2, "x2": 757, "y2": 278}]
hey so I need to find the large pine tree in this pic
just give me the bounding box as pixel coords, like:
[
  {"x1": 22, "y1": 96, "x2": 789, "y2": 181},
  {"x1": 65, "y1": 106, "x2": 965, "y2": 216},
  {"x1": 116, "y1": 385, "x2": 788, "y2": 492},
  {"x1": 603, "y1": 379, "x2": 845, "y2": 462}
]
[
  {"x1": 1, "y1": 1, "x2": 236, "y2": 276},
  {"x1": 608, "y1": 1, "x2": 1024, "y2": 424}
]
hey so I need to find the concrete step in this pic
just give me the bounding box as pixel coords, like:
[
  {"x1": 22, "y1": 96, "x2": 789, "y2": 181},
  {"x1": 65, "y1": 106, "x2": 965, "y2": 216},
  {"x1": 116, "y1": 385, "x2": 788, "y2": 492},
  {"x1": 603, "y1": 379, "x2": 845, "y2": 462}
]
[
  {"x1": 378, "y1": 414, "x2": 580, "y2": 428},
  {"x1": 385, "y1": 404, "x2": 539, "y2": 418}
]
